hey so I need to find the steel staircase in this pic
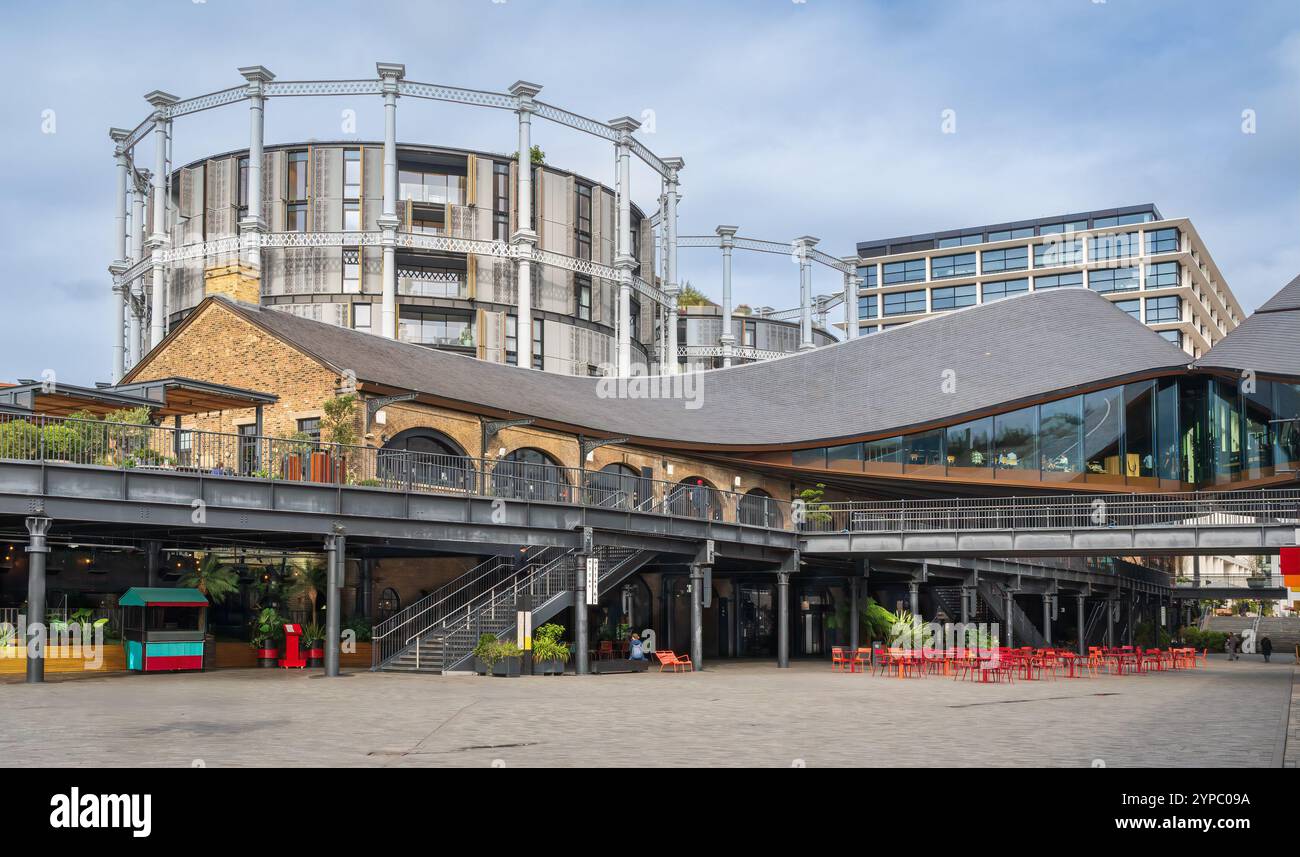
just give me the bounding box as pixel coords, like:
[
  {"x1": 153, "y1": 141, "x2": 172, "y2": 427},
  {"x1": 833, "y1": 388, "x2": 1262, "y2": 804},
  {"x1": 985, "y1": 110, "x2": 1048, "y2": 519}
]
[
  {"x1": 978, "y1": 580, "x2": 1047, "y2": 648},
  {"x1": 374, "y1": 542, "x2": 656, "y2": 674},
  {"x1": 929, "y1": 585, "x2": 990, "y2": 625},
  {"x1": 1081, "y1": 601, "x2": 1107, "y2": 648}
]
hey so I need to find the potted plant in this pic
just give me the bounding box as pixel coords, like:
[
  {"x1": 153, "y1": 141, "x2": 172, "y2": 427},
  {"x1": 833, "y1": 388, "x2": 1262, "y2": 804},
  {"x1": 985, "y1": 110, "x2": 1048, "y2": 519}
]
[
  {"x1": 490, "y1": 641, "x2": 524, "y2": 677},
  {"x1": 317, "y1": 394, "x2": 358, "y2": 483},
  {"x1": 531, "y1": 623, "x2": 572, "y2": 676},
  {"x1": 302, "y1": 620, "x2": 326, "y2": 668},
  {"x1": 251, "y1": 607, "x2": 286, "y2": 667},
  {"x1": 180, "y1": 553, "x2": 241, "y2": 670},
  {"x1": 472, "y1": 632, "x2": 497, "y2": 675}
]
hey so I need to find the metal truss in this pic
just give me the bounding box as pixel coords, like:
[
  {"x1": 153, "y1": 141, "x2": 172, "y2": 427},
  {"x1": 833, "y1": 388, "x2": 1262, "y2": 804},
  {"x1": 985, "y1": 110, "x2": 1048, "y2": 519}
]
[
  {"x1": 399, "y1": 80, "x2": 515, "y2": 110},
  {"x1": 678, "y1": 344, "x2": 785, "y2": 361}
]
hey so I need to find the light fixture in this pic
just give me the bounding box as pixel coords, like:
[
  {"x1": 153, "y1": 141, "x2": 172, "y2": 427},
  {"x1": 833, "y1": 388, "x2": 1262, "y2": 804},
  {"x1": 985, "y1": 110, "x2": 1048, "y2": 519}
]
[
  {"x1": 733, "y1": 476, "x2": 742, "y2": 488},
  {"x1": 498, "y1": 447, "x2": 507, "y2": 458},
  {"x1": 666, "y1": 463, "x2": 674, "y2": 476},
  {"x1": 375, "y1": 410, "x2": 387, "y2": 426}
]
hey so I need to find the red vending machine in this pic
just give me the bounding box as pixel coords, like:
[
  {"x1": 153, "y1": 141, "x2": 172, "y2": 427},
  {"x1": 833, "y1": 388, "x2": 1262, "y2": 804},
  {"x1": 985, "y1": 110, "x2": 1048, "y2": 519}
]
[{"x1": 280, "y1": 623, "x2": 306, "y2": 669}]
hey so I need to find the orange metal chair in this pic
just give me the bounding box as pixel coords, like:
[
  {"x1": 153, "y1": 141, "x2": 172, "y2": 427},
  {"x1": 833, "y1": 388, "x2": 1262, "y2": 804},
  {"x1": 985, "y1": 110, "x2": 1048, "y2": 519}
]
[{"x1": 655, "y1": 650, "x2": 694, "y2": 672}]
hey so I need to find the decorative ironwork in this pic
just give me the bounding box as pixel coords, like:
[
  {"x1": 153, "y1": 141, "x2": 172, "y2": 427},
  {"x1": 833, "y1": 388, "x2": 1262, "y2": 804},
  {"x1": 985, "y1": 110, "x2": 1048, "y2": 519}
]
[
  {"x1": 398, "y1": 80, "x2": 515, "y2": 110},
  {"x1": 264, "y1": 80, "x2": 383, "y2": 98},
  {"x1": 166, "y1": 85, "x2": 249, "y2": 119},
  {"x1": 532, "y1": 101, "x2": 617, "y2": 143}
]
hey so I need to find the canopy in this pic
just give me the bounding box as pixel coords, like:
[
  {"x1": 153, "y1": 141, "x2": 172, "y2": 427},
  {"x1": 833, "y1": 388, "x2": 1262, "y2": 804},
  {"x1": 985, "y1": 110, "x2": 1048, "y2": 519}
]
[{"x1": 119, "y1": 587, "x2": 209, "y2": 607}]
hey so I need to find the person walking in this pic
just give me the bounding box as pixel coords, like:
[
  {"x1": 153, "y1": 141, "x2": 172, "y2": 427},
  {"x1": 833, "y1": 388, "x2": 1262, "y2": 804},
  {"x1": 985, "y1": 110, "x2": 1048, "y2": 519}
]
[
  {"x1": 1226, "y1": 632, "x2": 1238, "y2": 661},
  {"x1": 1259, "y1": 635, "x2": 1272, "y2": 663}
]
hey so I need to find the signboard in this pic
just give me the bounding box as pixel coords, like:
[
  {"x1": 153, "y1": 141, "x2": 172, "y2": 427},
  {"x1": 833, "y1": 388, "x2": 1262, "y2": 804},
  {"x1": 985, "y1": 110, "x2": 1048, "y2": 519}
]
[
  {"x1": 1282, "y1": 546, "x2": 1300, "y2": 590},
  {"x1": 1160, "y1": 606, "x2": 1166, "y2": 626},
  {"x1": 702, "y1": 566, "x2": 712, "y2": 608},
  {"x1": 585, "y1": 556, "x2": 599, "y2": 606}
]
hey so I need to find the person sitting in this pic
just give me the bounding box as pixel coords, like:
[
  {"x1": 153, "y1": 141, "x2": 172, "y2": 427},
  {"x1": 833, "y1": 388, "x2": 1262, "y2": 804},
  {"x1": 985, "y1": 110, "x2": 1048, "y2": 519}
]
[{"x1": 628, "y1": 632, "x2": 645, "y2": 661}]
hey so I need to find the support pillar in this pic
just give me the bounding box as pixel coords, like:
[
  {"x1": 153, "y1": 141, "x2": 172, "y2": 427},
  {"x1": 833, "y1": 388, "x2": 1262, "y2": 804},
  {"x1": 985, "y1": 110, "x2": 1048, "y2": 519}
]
[
  {"x1": 776, "y1": 568, "x2": 791, "y2": 668},
  {"x1": 1005, "y1": 589, "x2": 1015, "y2": 648},
  {"x1": 574, "y1": 551, "x2": 589, "y2": 676},
  {"x1": 145, "y1": 541, "x2": 161, "y2": 587},
  {"x1": 717, "y1": 225, "x2": 737, "y2": 367},
  {"x1": 1077, "y1": 595, "x2": 1086, "y2": 655},
  {"x1": 796, "y1": 236, "x2": 819, "y2": 351},
  {"x1": 845, "y1": 273, "x2": 862, "y2": 340},
  {"x1": 324, "y1": 533, "x2": 344, "y2": 676},
  {"x1": 24, "y1": 517, "x2": 51, "y2": 684},
  {"x1": 1107, "y1": 599, "x2": 1115, "y2": 648},
  {"x1": 144, "y1": 91, "x2": 177, "y2": 348},
  {"x1": 959, "y1": 585, "x2": 971, "y2": 624},
  {"x1": 1126, "y1": 593, "x2": 1135, "y2": 647},
  {"x1": 663, "y1": 159, "x2": 683, "y2": 373},
  {"x1": 689, "y1": 563, "x2": 704, "y2": 670},
  {"x1": 1041, "y1": 594, "x2": 1053, "y2": 646},
  {"x1": 129, "y1": 173, "x2": 147, "y2": 366},
  {"x1": 238, "y1": 66, "x2": 273, "y2": 279},
  {"x1": 110, "y1": 129, "x2": 130, "y2": 383},
  {"x1": 377, "y1": 63, "x2": 405, "y2": 340},
  {"x1": 848, "y1": 576, "x2": 860, "y2": 653},
  {"x1": 509, "y1": 81, "x2": 542, "y2": 367},
  {"x1": 610, "y1": 116, "x2": 641, "y2": 376},
  {"x1": 908, "y1": 580, "x2": 920, "y2": 618}
]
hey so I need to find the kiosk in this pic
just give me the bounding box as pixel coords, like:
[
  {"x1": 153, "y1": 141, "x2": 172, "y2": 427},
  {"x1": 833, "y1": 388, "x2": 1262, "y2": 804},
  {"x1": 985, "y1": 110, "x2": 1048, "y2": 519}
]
[
  {"x1": 120, "y1": 587, "x2": 208, "y2": 672},
  {"x1": 280, "y1": 623, "x2": 306, "y2": 669}
]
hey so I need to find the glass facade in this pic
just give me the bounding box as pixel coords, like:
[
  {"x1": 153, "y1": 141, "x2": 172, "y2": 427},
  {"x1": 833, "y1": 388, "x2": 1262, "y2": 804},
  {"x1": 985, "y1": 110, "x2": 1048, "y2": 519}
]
[
  {"x1": 784, "y1": 378, "x2": 1300, "y2": 490},
  {"x1": 931, "y1": 284, "x2": 976, "y2": 310},
  {"x1": 981, "y1": 246, "x2": 1028, "y2": 273},
  {"x1": 883, "y1": 259, "x2": 926, "y2": 285},
  {"x1": 883, "y1": 289, "x2": 926, "y2": 316},
  {"x1": 931, "y1": 252, "x2": 976, "y2": 279},
  {"x1": 983, "y1": 278, "x2": 1029, "y2": 302}
]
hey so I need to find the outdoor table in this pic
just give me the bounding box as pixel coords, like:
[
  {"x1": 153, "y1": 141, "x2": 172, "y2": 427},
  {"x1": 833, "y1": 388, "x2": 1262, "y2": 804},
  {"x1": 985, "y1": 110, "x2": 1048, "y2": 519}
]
[{"x1": 1058, "y1": 652, "x2": 1087, "y2": 678}]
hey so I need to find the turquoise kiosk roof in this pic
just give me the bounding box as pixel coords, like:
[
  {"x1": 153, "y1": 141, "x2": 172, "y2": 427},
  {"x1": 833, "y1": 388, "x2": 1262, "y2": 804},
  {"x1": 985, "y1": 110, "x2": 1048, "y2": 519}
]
[{"x1": 119, "y1": 587, "x2": 209, "y2": 607}]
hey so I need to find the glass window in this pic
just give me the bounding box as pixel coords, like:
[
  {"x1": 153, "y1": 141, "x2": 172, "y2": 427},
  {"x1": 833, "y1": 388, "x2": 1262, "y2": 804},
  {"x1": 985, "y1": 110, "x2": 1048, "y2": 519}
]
[
  {"x1": 827, "y1": 443, "x2": 863, "y2": 472},
  {"x1": 1040, "y1": 396, "x2": 1083, "y2": 477},
  {"x1": 937, "y1": 234, "x2": 983, "y2": 248},
  {"x1": 286, "y1": 150, "x2": 309, "y2": 202},
  {"x1": 1083, "y1": 387, "x2": 1124, "y2": 481},
  {"x1": 982, "y1": 278, "x2": 1029, "y2": 302},
  {"x1": 176, "y1": 430, "x2": 192, "y2": 467},
  {"x1": 531, "y1": 318, "x2": 543, "y2": 370},
  {"x1": 987, "y1": 227, "x2": 1034, "y2": 241},
  {"x1": 1146, "y1": 296, "x2": 1181, "y2": 323},
  {"x1": 981, "y1": 246, "x2": 1028, "y2": 273},
  {"x1": 863, "y1": 436, "x2": 902, "y2": 474},
  {"x1": 1087, "y1": 232, "x2": 1138, "y2": 261},
  {"x1": 1039, "y1": 220, "x2": 1087, "y2": 235},
  {"x1": 1114, "y1": 298, "x2": 1140, "y2": 319},
  {"x1": 792, "y1": 447, "x2": 826, "y2": 468},
  {"x1": 343, "y1": 149, "x2": 362, "y2": 199},
  {"x1": 904, "y1": 429, "x2": 944, "y2": 476},
  {"x1": 1146, "y1": 228, "x2": 1179, "y2": 254},
  {"x1": 342, "y1": 201, "x2": 360, "y2": 231},
  {"x1": 1210, "y1": 379, "x2": 1241, "y2": 484},
  {"x1": 1159, "y1": 329, "x2": 1183, "y2": 347},
  {"x1": 286, "y1": 203, "x2": 307, "y2": 232},
  {"x1": 1145, "y1": 261, "x2": 1179, "y2": 288},
  {"x1": 237, "y1": 156, "x2": 249, "y2": 214},
  {"x1": 297, "y1": 417, "x2": 322, "y2": 444},
  {"x1": 1124, "y1": 381, "x2": 1156, "y2": 483},
  {"x1": 1155, "y1": 377, "x2": 1180, "y2": 482},
  {"x1": 1274, "y1": 383, "x2": 1300, "y2": 473},
  {"x1": 883, "y1": 289, "x2": 926, "y2": 316},
  {"x1": 352, "y1": 302, "x2": 371, "y2": 331},
  {"x1": 858, "y1": 295, "x2": 877, "y2": 319},
  {"x1": 575, "y1": 275, "x2": 591, "y2": 321},
  {"x1": 1244, "y1": 379, "x2": 1274, "y2": 481},
  {"x1": 931, "y1": 284, "x2": 976, "y2": 310},
  {"x1": 946, "y1": 417, "x2": 992, "y2": 475},
  {"x1": 857, "y1": 264, "x2": 878, "y2": 288},
  {"x1": 575, "y1": 184, "x2": 592, "y2": 261},
  {"x1": 1034, "y1": 272, "x2": 1083, "y2": 290},
  {"x1": 1034, "y1": 239, "x2": 1082, "y2": 267},
  {"x1": 398, "y1": 309, "x2": 475, "y2": 348},
  {"x1": 883, "y1": 259, "x2": 926, "y2": 284},
  {"x1": 342, "y1": 249, "x2": 360, "y2": 293},
  {"x1": 1088, "y1": 267, "x2": 1139, "y2": 293},
  {"x1": 994, "y1": 406, "x2": 1037, "y2": 475},
  {"x1": 932, "y1": 252, "x2": 976, "y2": 279}
]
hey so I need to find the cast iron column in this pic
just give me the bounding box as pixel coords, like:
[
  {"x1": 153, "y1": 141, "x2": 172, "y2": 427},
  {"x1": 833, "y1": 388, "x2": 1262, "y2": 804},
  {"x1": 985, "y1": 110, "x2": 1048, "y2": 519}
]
[
  {"x1": 324, "y1": 533, "x2": 344, "y2": 676},
  {"x1": 509, "y1": 81, "x2": 541, "y2": 367},
  {"x1": 574, "y1": 551, "x2": 589, "y2": 675},
  {"x1": 908, "y1": 580, "x2": 920, "y2": 618},
  {"x1": 1077, "y1": 595, "x2": 1086, "y2": 654},
  {"x1": 144, "y1": 90, "x2": 177, "y2": 348},
  {"x1": 1107, "y1": 599, "x2": 1115, "y2": 648},
  {"x1": 663, "y1": 159, "x2": 683, "y2": 374},
  {"x1": 689, "y1": 563, "x2": 704, "y2": 670},
  {"x1": 796, "y1": 236, "x2": 818, "y2": 350},
  {"x1": 848, "y1": 576, "x2": 860, "y2": 653},
  {"x1": 610, "y1": 116, "x2": 640, "y2": 376},
  {"x1": 717, "y1": 225, "x2": 737, "y2": 366},
  {"x1": 1042, "y1": 594, "x2": 1052, "y2": 646},
  {"x1": 776, "y1": 570, "x2": 790, "y2": 668},
  {"x1": 377, "y1": 63, "x2": 405, "y2": 340},
  {"x1": 25, "y1": 517, "x2": 51, "y2": 684}
]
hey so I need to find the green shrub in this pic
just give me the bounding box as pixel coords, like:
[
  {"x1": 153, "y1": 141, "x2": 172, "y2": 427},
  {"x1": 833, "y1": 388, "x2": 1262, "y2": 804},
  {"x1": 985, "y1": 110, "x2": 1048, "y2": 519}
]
[
  {"x1": 0, "y1": 419, "x2": 39, "y2": 459},
  {"x1": 531, "y1": 623, "x2": 571, "y2": 663}
]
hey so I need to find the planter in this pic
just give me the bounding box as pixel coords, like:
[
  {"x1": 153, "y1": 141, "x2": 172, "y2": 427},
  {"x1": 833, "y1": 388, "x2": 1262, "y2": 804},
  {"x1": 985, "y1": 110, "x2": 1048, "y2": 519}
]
[
  {"x1": 306, "y1": 641, "x2": 324, "y2": 668},
  {"x1": 490, "y1": 656, "x2": 522, "y2": 677},
  {"x1": 536, "y1": 658, "x2": 567, "y2": 676},
  {"x1": 256, "y1": 645, "x2": 280, "y2": 668}
]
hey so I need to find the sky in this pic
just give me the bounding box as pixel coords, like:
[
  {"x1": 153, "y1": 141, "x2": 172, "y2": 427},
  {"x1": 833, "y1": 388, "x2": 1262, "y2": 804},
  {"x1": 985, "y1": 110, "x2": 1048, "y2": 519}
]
[{"x1": 1, "y1": 0, "x2": 1297, "y2": 384}]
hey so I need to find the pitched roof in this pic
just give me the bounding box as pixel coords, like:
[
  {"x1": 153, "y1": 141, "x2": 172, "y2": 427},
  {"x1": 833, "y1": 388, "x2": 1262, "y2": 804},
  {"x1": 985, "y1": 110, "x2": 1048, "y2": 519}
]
[
  {"x1": 1195, "y1": 274, "x2": 1300, "y2": 379},
  {"x1": 209, "y1": 287, "x2": 1189, "y2": 449}
]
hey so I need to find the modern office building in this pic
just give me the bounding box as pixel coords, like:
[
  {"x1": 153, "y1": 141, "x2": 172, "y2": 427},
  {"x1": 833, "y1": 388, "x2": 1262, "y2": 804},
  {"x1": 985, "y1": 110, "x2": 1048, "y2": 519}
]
[{"x1": 853, "y1": 204, "x2": 1245, "y2": 358}]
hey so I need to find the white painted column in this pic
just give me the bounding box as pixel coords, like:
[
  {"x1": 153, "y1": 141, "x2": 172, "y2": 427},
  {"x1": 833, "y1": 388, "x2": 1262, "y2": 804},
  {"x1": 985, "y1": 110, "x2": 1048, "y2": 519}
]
[
  {"x1": 844, "y1": 271, "x2": 861, "y2": 340},
  {"x1": 797, "y1": 236, "x2": 819, "y2": 350},
  {"x1": 128, "y1": 174, "x2": 146, "y2": 367},
  {"x1": 717, "y1": 225, "x2": 737, "y2": 367},
  {"x1": 109, "y1": 129, "x2": 131, "y2": 382},
  {"x1": 663, "y1": 158, "x2": 683, "y2": 374},
  {"x1": 144, "y1": 91, "x2": 177, "y2": 349},
  {"x1": 377, "y1": 63, "x2": 405, "y2": 340},
  {"x1": 610, "y1": 117, "x2": 641, "y2": 376},
  {"x1": 238, "y1": 66, "x2": 273, "y2": 238},
  {"x1": 509, "y1": 81, "x2": 542, "y2": 367}
]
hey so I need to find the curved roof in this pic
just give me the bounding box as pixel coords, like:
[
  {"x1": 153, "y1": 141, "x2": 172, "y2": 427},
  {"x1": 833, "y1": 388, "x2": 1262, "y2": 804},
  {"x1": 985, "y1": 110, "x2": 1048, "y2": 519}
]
[
  {"x1": 1195, "y1": 274, "x2": 1300, "y2": 379},
  {"x1": 205, "y1": 287, "x2": 1189, "y2": 449}
]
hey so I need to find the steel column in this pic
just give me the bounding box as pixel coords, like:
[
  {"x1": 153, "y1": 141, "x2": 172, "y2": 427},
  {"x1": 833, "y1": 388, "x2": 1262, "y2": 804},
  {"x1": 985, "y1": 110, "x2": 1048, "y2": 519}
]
[
  {"x1": 145, "y1": 93, "x2": 175, "y2": 348},
  {"x1": 689, "y1": 563, "x2": 704, "y2": 670},
  {"x1": 25, "y1": 517, "x2": 51, "y2": 684},
  {"x1": 239, "y1": 66, "x2": 273, "y2": 234},
  {"x1": 1005, "y1": 590, "x2": 1015, "y2": 647},
  {"x1": 509, "y1": 82, "x2": 541, "y2": 367},
  {"x1": 663, "y1": 162, "x2": 682, "y2": 374},
  {"x1": 1107, "y1": 599, "x2": 1115, "y2": 648},
  {"x1": 377, "y1": 63, "x2": 405, "y2": 340},
  {"x1": 1077, "y1": 595, "x2": 1086, "y2": 654},
  {"x1": 1042, "y1": 594, "x2": 1052, "y2": 646},
  {"x1": 145, "y1": 541, "x2": 160, "y2": 587},
  {"x1": 717, "y1": 225, "x2": 737, "y2": 367},
  {"x1": 324, "y1": 533, "x2": 344, "y2": 676},
  {"x1": 574, "y1": 551, "x2": 589, "y2": 675},
  {"x1": 845, "y1": 273, "x2": 861, "y2": 340},
  {"x1": 129, "y1": 178, "x2": 146, "y2": 366},
  {"x1": 776, "y1": 570, "x2": 790, "y2": 668},
  {"x1": 849, "y1": 576, "x2": 860, "y2": 653},
  {"x1": 611, "y1": 116, "x2": 640, "y2": 376},
  {"x1": 797, "y1": 236, "x2": 818, "y2": 350},
  {"x1": 908, "y1": 580, "x2": 919, "y2": 618}
]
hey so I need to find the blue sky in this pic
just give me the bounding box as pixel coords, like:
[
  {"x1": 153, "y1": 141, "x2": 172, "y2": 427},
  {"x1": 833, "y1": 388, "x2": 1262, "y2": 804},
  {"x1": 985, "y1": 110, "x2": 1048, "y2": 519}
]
[{"x1": 2, "y1": 0, "x2": 1297, "y2": 383}]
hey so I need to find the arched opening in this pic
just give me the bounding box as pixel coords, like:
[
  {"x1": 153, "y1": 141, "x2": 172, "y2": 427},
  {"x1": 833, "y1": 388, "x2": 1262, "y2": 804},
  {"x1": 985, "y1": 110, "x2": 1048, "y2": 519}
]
[
  {"x1": 739, "y1": 488, "x2": 783, "y2": 528},
  {"x1": 669, "y1": 476, "x2": 722, "y2": 520},
  {"x1": 379, "y1": 427, "x2": 474, "y2": 491},
  {"x1": 493, "y1": 448, "x2": 571, "y2": 502},
  {"x1": 584, "y1": 462, "x2": 648, "y2": 510}
]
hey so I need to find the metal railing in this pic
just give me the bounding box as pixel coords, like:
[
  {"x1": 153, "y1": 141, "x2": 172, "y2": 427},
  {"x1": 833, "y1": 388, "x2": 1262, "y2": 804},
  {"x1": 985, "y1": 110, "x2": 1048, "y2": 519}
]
[
  {"x1": 800, "y1": 490, "x2": 1300, "y2": 534},
  {"x1": 0, "y1": 413, "x2": 793, "y2": 531}
]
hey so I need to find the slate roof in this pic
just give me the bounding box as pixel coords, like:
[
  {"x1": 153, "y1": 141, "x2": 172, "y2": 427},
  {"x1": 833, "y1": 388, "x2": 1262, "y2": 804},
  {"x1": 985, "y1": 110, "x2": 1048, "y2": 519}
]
[
  {"x1": 1195, "y1": 274, "x2": 1300, "y2": 379},
  {"x1": 208, "y1": 287, "x2": 1190, "y2": 449}
]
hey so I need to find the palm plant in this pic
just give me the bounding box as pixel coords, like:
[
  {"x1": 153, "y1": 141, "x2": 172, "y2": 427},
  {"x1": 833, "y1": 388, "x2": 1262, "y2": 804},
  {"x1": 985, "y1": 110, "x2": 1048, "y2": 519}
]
[
  {"x1": 286, "y1": 561, "x2": 328, "y2": 621},
  {"x1": 180, "y1": 553, "x2": 241, "y2": 605}
]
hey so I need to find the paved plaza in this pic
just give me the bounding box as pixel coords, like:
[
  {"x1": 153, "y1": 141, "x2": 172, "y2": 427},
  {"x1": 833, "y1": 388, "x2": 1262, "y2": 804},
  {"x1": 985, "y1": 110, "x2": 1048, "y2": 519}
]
[{"x1": 1, "y1": 657, "x2": 1294, "y2": 767}]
